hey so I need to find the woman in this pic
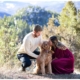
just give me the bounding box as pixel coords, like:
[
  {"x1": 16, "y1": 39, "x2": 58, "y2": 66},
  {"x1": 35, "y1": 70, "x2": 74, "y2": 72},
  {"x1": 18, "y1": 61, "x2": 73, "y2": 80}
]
[{"x1": 49, "y1": 36, "x2": 74, "y2": 74}]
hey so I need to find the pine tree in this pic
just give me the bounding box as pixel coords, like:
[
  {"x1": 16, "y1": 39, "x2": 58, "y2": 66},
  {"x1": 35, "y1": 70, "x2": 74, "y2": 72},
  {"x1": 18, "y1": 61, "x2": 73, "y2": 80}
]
[
  {"x1": 59, "y1": 1, "x2": 77, "y2": 27},
  {"x1": 58, "y1": 1, "x2": 77, "y2": 48},
  {"x1": 42, "y1": 16, "x2": 58, "y2": 40}
]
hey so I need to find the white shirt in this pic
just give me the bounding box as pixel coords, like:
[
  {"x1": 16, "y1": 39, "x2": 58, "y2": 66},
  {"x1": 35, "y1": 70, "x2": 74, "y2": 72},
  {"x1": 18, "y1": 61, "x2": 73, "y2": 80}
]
[{"x1": 17, "y1": 32, "x2": 43, "y2": 58}]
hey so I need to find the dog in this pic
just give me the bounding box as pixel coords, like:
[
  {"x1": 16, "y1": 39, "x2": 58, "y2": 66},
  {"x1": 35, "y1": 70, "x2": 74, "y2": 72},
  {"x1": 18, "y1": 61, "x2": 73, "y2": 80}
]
[{"x1": 33, "y1": 41, "x2": 54, "y2": 75}]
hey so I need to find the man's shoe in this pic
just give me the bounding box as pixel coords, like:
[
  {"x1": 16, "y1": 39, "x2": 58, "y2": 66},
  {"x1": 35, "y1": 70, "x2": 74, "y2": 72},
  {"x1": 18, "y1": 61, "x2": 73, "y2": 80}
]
[
  {"x1": 18, "y1": 67, "x2": 26, "y2": 72},
  {"x1": 22, "y1": 67, "x2": 26, "y2": 71}
]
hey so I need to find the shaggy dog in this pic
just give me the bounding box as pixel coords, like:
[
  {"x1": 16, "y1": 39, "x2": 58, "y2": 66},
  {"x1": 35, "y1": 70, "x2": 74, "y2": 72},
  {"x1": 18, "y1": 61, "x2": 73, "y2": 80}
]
[{"x1": 33, "y1": 41, "x2": 54, "y2": 75}]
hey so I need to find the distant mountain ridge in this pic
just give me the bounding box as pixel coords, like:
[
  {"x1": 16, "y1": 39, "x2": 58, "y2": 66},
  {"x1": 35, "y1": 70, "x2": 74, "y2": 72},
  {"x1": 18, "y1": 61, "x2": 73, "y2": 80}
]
[{"x1": 0, "y1": 12, "x2": 11, "y2": 18}]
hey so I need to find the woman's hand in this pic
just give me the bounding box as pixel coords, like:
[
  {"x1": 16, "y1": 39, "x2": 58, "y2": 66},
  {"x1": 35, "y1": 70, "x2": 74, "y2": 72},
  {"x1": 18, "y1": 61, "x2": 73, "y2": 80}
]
[
  {"x1": 57, "y1": 42, "x2": 67, "y2": 50},
  {"x1": 58, "y1": 45, "x2": 67, "y2": 50},
  {"x1": 52, "y1": 57, "x2": 57, "y2": 60}
]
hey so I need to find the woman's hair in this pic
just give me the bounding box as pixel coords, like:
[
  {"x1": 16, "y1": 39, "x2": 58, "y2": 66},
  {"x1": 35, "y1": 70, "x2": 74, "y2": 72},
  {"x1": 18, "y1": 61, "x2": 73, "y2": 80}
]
[
  {"x1": 50, "y1": 36, "x2": 58, "y2": 51},
  {"x1": 50, "y1": 36, "x2": 58, "y2": 42}
]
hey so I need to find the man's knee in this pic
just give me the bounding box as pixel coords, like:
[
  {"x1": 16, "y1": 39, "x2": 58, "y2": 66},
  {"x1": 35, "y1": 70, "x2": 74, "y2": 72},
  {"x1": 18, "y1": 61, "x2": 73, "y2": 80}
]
[
  {"x1": 23, "y1": 60, "x2": 32, "y2": 68},
  {"x1": 26, "y1": 60, "x2": 32, "y2": 67}
]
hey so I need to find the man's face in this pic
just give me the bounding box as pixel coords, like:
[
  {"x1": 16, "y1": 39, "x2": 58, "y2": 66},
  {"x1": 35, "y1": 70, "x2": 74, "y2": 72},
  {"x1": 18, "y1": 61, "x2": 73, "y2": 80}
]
[{"x1": 34, "y1": 31, "x2": 42, "y2": 37}]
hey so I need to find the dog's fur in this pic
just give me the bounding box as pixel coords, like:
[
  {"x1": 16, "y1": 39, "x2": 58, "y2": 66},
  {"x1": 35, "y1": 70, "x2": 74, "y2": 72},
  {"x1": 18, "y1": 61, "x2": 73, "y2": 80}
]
[{"x1": 33, "y1": 41, "x2": 54, "y2": 75}]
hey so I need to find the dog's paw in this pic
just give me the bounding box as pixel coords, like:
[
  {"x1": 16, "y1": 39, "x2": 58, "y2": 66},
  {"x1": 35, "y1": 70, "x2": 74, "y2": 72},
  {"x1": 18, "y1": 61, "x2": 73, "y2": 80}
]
[
  {"x1": 47, "y1": 72, "x2": 53, "y2": 75},
  {"x1": 41, "y1": 72, "x2": 46, "y2": 75},
  {"x1": 32, "y1": 72, "x2": 37, "y2": 75},
  {"x1": 42, "y1": 73, "x2": 46, "y2": 76},
  {"x1": 32, "y1": 69, "x2": 37, "y2": 75},
  {"x1": 32, "y1": 70, "x2": 38, "y2": 75},
  {"x1": 49, "y1": 72, "x2": 53, "y2": 75}
]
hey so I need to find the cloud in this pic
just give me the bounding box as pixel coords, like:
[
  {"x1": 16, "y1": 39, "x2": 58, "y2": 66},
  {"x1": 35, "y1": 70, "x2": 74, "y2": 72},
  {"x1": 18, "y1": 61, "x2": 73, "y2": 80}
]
[
  {"x1": 28, "y1": 1, "x2": 38, "y2": 5},
  {"x1": 5, "y1": 3, "x2": 15, "y2": 9},
  {"x1": 0, "y1": 1, "x2": 4, "y2": 3},
  {"x1": 0, "y1": 0, "x2": 80, "y2": 2}
]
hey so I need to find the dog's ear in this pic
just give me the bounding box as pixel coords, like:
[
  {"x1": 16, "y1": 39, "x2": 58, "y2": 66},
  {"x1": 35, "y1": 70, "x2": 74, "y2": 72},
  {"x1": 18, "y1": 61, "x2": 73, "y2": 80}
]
[
  {"x1": 41, "y1": 41, "x2": 48, "y2": 50},
  {"x1": 41, "y1": 44, "x2": 43, "y2": 49}
]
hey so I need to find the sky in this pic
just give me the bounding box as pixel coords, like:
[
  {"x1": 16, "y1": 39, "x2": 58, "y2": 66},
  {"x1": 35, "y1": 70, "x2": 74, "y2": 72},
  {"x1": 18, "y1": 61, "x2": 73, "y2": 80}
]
[
  {"x1": 0, "y1": 0, "x2": 65, "y2": 4},
  {"x1": 0, "y1": 0, "x2": 79, "y2": 6},
  {"x1": 0, "y1": 0, "x2": 66, "y2": 13},
  {"x1": 0, "y1": 0, "x2": 80, "y2": 14},
  {"x1": 0, "y1": 0, "x2": 80, "y2": 2}
]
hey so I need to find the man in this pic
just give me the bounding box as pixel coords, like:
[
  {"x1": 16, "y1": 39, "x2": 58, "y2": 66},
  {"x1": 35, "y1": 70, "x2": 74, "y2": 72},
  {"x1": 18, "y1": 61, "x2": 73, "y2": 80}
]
[{"x1": 17, "y1": 24, "x2": 43, "y2": 71}]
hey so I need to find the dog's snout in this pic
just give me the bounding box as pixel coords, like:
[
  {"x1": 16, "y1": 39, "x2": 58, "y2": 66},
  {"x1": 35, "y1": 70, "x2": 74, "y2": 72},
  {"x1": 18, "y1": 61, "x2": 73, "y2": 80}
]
[{"x1": 45, "y1": 44, "x2": 47, "y2": 45}]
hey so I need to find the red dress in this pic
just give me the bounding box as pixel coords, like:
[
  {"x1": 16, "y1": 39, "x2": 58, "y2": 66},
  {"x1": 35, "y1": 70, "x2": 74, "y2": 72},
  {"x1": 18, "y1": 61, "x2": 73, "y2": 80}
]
[{"x1": 51, "y1": 47, "x2": 74, "y2": 74}]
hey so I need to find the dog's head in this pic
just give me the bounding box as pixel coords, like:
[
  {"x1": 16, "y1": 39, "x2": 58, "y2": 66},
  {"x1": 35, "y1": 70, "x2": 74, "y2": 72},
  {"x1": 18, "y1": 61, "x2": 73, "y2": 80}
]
[{"x1": 41, "y1": 41, "x2": 50, "y2": 50}]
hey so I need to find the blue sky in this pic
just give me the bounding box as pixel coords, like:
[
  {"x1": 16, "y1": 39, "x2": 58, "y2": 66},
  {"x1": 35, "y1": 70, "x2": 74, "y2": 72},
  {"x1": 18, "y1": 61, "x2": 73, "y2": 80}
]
[
  {"x1": 0, "y1": 0, "x2": 79, "y2": 4},
  {"x1": 0, "y1": 0, "x2": 66, "y2": 4}
]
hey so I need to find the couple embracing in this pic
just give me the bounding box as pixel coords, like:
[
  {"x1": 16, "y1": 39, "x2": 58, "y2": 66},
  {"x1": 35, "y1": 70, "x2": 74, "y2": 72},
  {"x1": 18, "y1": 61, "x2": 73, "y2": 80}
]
[{"x1": 17, "y1": 24, "x2": 74, "y2": 74}]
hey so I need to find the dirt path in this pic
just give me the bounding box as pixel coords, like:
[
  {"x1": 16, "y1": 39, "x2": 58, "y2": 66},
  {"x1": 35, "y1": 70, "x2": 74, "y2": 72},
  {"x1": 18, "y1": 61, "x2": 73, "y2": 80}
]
[
  {"x1": 0, "y1": 60, "x2": 80, "y2": 79},
  {"x1": 0, "y1": 67, "x2": 80, "y2": 79}
]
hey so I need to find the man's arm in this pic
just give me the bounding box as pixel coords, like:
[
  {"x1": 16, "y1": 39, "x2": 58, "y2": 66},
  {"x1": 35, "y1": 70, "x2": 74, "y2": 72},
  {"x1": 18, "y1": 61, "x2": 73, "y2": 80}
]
[{"x1": 23, "y1": 38, "x2": 38, "y2": 58}]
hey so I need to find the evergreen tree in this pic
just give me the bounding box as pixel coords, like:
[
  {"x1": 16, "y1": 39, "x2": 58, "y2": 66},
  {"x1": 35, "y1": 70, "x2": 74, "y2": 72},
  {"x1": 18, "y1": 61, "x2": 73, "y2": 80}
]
[
  {"x1": 58, "y1": 1, "x2": 77, "y2": 48},
  {"x1": 42, "y1": 16, "x2": 58, "y2": 40},
  {"x1": 59, "y1": 1, "x2": 77, "y2": 27}
]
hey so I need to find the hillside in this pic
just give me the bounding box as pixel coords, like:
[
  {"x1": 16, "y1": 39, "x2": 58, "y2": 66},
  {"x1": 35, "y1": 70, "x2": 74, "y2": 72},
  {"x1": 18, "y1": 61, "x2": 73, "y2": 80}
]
[{"x1": 15, "y1": 6, "x2": 59, "y2": 26}]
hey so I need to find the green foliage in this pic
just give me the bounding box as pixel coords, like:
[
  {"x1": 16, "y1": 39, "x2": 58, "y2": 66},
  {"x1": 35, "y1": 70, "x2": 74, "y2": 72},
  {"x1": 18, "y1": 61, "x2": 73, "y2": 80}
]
[
  {"x1": 0, "y1": 16, "x2": 16, "y2": 63},
  {"x1": 59, "y1": 1, "x2": 77, "y2": 27},
  {"x1": 0, "y1": 15, "x2": 30, "y2": 64},
  {"x1": 42, "y1": 16, "x2": 59, "y2": 40},
  {"x1": 74, "y1": 9, "x2": 80, "y2": 49},
  {"x1": 57, "y1": 1, "x2": 77, "y2": 48}
]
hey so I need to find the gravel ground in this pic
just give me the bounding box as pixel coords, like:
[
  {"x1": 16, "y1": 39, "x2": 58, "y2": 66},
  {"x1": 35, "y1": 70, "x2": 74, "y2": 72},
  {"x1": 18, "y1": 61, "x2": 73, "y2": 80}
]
[
  {"x1": 0, "y1": 60, "x2": 80, "y2": 79},
  {"x1": 0, "y1": 71, "x2": 80, "y2": 79}
]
